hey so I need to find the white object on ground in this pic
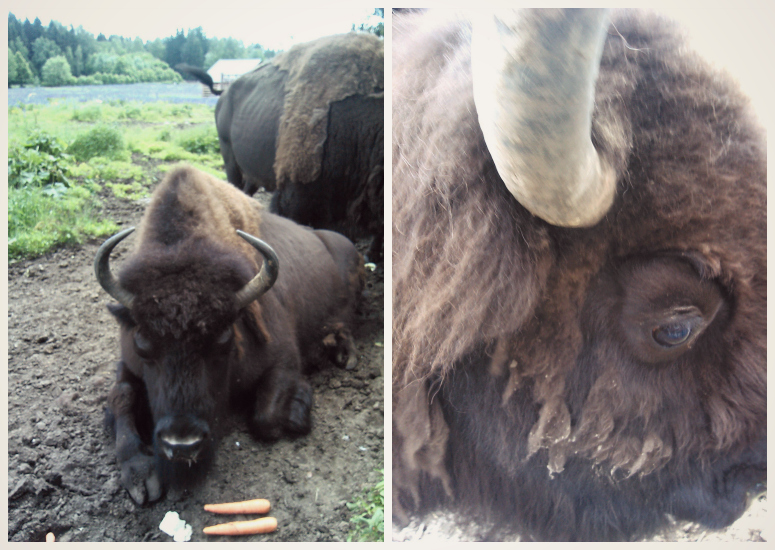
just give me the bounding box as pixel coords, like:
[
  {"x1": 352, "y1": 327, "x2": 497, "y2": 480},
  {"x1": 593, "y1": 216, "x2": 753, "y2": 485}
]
[{"x1": 160, "y1": 511, "x2": 193, "y2": 542}]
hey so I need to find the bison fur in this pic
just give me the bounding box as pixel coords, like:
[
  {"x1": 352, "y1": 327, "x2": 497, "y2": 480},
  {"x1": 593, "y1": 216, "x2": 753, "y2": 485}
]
[{"x1": 392, "y1": 9, "x2": 766, "y2": 541}]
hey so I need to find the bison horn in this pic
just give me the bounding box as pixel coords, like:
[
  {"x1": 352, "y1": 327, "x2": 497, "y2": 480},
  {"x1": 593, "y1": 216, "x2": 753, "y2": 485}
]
[
  {"x1": 471, "y1": 9, "x2": 616, "y2": 227},
  {"x1": 234, "y1": 230, "x2": 280, "y2": 309},
  {"x1": 94, "y1": 227, "x2": 136, "y2": 308}
]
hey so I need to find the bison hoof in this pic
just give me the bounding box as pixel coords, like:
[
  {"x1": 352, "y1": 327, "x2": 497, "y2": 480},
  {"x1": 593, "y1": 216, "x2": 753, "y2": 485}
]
[
  {"x1": 326, "y1": 330, "x2": 358, "y2": 370},
  {"x1": 121, "y1": 453, "x2": 162, "y2": 505},
  {"x1": 286, "y1": 384, "x2": 313, "y2": 434}
]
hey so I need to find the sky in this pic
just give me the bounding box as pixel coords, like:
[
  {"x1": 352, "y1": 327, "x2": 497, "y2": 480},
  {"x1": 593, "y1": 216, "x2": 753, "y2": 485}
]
[{"x1": 6, "y1": 1, "x2": 381, "y2": 51}]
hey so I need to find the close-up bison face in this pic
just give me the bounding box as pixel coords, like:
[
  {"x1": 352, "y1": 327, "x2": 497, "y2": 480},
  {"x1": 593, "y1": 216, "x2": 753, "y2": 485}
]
[
  {"x1": 392, "y1": 8, "x2": 765, "y2": 541},
  {"x1": 110, "y1": 302, "x2": 237, "y2": 466}
]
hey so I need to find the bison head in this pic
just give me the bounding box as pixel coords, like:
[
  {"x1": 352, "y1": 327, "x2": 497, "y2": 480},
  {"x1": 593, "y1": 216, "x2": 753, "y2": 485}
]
[
  {"x1": 95, "y1": 227, "x2": 278, "y2": 471},
  {"x1": 392, "y1": 8, "x2": 766, "y2": 541}
]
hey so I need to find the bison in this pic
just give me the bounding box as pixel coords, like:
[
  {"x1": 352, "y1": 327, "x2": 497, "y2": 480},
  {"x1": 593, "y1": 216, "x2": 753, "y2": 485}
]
[
  {"x1": 95, "y1": 165, "x2": 363, "y2": 504},
  {"x1": 178, "y1": 32, "x2": 384, "y2": 259},
  {"x1": 392, "y1": 9, "x2": 766, "y2": 541}
]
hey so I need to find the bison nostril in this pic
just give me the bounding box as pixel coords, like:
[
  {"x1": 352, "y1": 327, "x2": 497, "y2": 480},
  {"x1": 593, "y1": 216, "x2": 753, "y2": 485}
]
[{"x1": 155, "y1": 417, "x2": 210, "y2": 462}]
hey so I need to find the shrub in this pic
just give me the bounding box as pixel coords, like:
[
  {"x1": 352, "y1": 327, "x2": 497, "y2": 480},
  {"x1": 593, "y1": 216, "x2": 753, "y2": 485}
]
[
  {"x1": 119, "y1": 105, "x2": 142, "y2": 120},
  {"x1": 8, "y1": 131, "x2": 72, "y2": 189},
  {"x1": 67, "y1": 125, "x2": 127, "y2": 161},
  {"x1": 75, "y1": 75, "x2": 104, "y2": 86},
  {"x1": 177, "y1": 126, "x2": 220, "y2": 155},
  {"x1": 71, "y1": 104, "x2": 103, "y2": 122}
]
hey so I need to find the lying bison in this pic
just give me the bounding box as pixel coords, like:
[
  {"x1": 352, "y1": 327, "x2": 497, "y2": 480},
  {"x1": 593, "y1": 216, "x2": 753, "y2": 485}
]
[
  {"x1": 178, "y1": 32, "x2": 383, "y2": 258},
  {"x1": 392, "y1": 9, "x2": 766, "y2": 541},
  {"x1": 95, "y1": 165, "x2": 363, "y2": 504}
]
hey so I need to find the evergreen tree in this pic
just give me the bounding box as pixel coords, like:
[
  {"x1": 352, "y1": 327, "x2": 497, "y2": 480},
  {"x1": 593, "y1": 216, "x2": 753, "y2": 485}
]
[
  {"x1": 181, "y1": 27, "x2": 207, "y2": 68},
  {"x1": 73, "y1": 45, "x2": 84, "y2": 77},
  {"x1": 24, "y1": 17, "x2": 45, "y2": 47},
  {"x1": 8, "y1": 13, "x2": 23, "y2": 45},
  {"x1": 31, "y1": 37, "x2": 64, "y2": 74},
  {"x1": 164, "y1": 30, "x2": 186, "y2": 68}
]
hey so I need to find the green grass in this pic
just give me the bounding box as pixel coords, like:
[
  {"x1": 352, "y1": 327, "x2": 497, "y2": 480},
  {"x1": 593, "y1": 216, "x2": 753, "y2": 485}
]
[
  {"x1": 9, "y1": 185, "x2": 119, "y2": 260},
  {"x1": 8, "y1": 99, "x2": 227, "y2": 261},
  {"x1": 346, "y1": 470, "x2": 384, "y2": 542}
]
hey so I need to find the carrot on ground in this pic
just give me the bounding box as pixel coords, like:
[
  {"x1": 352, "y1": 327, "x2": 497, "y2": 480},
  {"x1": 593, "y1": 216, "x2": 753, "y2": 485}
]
[
  {"x1": 203, "y1": 498, "x2": 271, "y2": 515},
  {"x1": 203, "y1": 516, "x2": 277, "y2": 536}
]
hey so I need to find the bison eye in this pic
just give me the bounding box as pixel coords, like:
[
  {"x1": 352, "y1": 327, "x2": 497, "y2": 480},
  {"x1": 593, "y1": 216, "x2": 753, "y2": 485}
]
[
  {"x1": 208, "y1": 327, "x2": 234, "y2": 356},
  {"x1": 216, "y1": 327, "x2": 233, "y2": 346},
  {"x1": 651, "y1": 310, "x2": 702, "y2": 348},
  {"x1": 652, "y1": 323, "x2": 691, "y2": 346},
  {"x1": 614, "y1": 256, "x2": 727, "y2": 365},
  {"x1": 133, "y1": 330, "x2": 155, "y2": 358}
]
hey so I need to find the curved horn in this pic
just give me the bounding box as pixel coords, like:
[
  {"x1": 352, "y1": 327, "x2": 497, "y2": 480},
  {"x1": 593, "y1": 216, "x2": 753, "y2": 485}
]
[
  {"x1": 94, "y1": 227, "x2": 136, "y2": 308},
  {"x1": 234, "y1": 230, "x2": 280, "y2": 309},
  {"x1": 472, "y1": 9, "x2": 616, "y2": 227}
]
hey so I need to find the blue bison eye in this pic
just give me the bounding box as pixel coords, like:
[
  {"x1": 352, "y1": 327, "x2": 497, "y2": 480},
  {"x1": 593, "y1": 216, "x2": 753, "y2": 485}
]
[{"x1": 652, "y1": 322, "x2": 692, "y2": 347}]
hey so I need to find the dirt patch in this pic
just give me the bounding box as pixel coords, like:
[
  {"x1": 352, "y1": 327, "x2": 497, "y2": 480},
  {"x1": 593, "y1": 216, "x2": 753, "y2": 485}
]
[{"x1": 7, "y1": 184, "x2": 384, "y2": 542}]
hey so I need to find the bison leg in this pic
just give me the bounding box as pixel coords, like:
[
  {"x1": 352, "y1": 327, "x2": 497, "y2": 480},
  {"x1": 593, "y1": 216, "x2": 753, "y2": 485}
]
[
  {"x1": 247, "y1": 368, "x2": 313, "y2": 441},
  {"x1": 220, "y1": 140, "x2": 245, "y2": 192},
  {"x1": 107, "y1": 361, "x2": 162, "y2": 505}
]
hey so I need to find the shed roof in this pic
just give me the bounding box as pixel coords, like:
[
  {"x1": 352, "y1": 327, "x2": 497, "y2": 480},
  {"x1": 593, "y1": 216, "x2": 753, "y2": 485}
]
[{"x1": 207, "y1": 59, "x2": 262, "y2": 82}]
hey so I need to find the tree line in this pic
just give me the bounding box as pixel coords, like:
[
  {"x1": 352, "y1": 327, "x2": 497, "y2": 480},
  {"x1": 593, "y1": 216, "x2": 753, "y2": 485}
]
[{"x1": 7, "y1": 13, "x2": 278, "y2": 87}]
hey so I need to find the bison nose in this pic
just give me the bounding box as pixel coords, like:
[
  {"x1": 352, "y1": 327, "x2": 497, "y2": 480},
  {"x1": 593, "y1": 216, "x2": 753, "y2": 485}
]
[{"x1": 155, "y1": 416, "x2": 210, "y2": 463}]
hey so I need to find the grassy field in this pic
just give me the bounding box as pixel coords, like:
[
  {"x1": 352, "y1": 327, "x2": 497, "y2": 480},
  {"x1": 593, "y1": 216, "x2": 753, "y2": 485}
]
[{"x1": 8, "y1": 99, "x2": 225, "y2": 261}]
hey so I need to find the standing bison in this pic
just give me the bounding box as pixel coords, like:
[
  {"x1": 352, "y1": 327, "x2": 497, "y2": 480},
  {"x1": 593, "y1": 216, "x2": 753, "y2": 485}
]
[
  {"x1": 179, "y1": 32, "x2": 384, "y2": 258},
  {"x1": 95, "y1": 165, "x2": 363, "y2": 504},
  {"x1": 392, "y1": 9, "x2": 766, "y2": 541}
]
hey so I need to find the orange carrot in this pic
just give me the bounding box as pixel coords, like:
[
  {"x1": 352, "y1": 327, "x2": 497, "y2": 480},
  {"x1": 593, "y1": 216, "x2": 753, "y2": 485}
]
[
  {"x1": 46, "y1": 532, "x2": 55, "y2": 542},
  {"x1": 203, "y1": 516, "x2": 277, "y2": 536},
  {"x1": 204, "y1": 498, "x2": 271, "y2": 515}
]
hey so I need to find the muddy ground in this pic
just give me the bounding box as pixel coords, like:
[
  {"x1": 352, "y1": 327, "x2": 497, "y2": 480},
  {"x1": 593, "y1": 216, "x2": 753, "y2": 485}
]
[{"x1": 7, "y1": 183, "x2": 384, "y2": 542}]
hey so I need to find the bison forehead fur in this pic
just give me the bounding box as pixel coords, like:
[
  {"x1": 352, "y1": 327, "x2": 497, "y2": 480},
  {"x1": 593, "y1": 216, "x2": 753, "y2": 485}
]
[
  {"x1": 118, "y1": 167, "x2": 266, "y2": 340},
  {"x1": 392, "y1": 10, "x2": 766, "y2": 541}
]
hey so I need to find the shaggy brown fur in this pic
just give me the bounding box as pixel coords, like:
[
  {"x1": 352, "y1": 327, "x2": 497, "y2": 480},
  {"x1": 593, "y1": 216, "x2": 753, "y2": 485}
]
[
  {"x1": 392, "y1": 10, "x2": 766, "y2": 541},
  {"x1": 273, "y1": 32, "x2": 383, "y2": 186}
]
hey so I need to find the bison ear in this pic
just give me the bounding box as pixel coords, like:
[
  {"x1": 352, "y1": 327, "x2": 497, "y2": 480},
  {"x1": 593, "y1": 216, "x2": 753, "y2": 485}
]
[{"x1": 107, "y1": 303, "x2": 136, "y2": 328}]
